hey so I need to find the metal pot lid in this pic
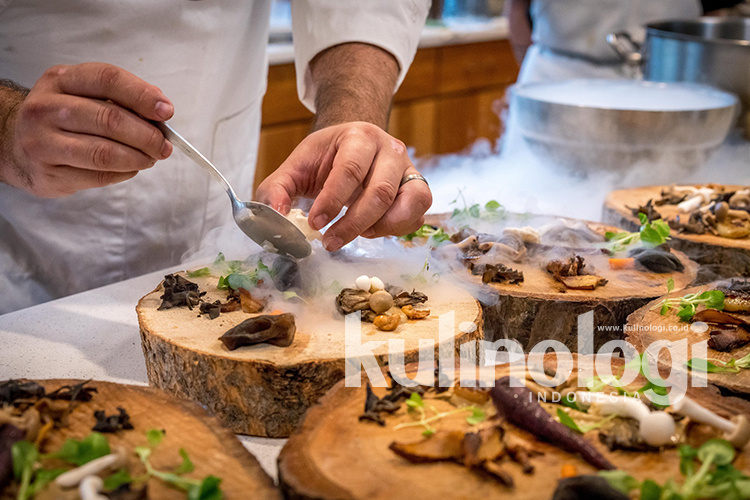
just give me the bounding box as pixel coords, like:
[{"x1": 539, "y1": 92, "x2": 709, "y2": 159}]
[
  {"x1": 646, "y1": 16, "x2": 750, "y2": 47},
  {"x1": 512, "y1": 79, "x2": 738, "y2": 112}
]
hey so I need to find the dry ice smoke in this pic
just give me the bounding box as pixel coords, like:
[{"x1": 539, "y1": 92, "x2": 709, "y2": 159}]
[{"x1": 423, "y1": 121, "x2": 750, "y2": 222}]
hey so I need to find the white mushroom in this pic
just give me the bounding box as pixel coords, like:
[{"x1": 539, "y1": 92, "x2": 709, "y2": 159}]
[
  {"x1": 678, "y1": 187, "x2": 715, "y2": 213},
  {"x1": 576, "y1": 392, "x2": 675, "y2": 447},
  {"x1": 355, "y1": 275, "x2": 371, "y2": 291},
  {"x1": 369, "y1": 276, "x2": 385, "y2": 293},
  {"x1": 670, "y1": 185, "x2": 699, "y2": 196},
  {"x1": 671, "y1": 396, "x2": 750, "y2": 449},
  {"x1": 79, "y1": 475, "x2": 108, "y2": 500},
  {"x1": 502, "y1": 227, "x2": 541, "y2": 244},
  {"x1": 55, "y1": 447, "x2": 128, "y2": 488}
]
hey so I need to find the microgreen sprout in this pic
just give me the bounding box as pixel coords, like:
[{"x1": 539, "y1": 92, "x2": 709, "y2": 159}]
[{"x1": 393, "y1": 393, "x2": 486, "y2": 436}]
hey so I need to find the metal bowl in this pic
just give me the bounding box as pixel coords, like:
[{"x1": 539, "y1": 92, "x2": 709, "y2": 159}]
[{"x1": 510, "y1": 79, "x2": 738, "y2": 171}]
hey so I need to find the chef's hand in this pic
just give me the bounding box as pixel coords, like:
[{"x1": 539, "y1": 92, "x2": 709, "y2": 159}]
[
  {"x1": 255, "y1": 121, "x2": 432, "y2": 251},
  {"x1": 0, "y1": 63, "x2": 173, "y2": 198}
]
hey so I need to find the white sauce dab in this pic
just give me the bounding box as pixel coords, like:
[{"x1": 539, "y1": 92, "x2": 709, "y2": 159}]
[{"x1": 286, "y1": 208, "x2": 323, "y2": 241}]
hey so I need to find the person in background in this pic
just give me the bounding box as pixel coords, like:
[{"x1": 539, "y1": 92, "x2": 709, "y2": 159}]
[
  {"x1": 505, "y1": 0, "x2": 744, "y2": 84},
  {"x1": 0, "y1": 1, "x2": 433, "y2": 315}
]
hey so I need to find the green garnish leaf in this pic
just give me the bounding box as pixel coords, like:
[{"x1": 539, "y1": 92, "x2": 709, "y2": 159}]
[
  {"x1": 213, "y1": 252, "x2": 226, "y2": 265},
  {"x1": 12, "y1": 440, "x2": 37, "y2": 481},
  {"x1": 599, "y1": 470, "x2": 640, "y2": 495},
  {"x1": 687, "y1": 358, "x2": 740, "y2": 374},
  {"x1": 405, "y1": 393, "x2": 424, "y2": 409},
  {"x1": 421, "y1": 428, "x2": 435, "y2": 437},
  {"x1": 135, "y1": 446, "x2": 151, "y2": 462},
  {"x1": 466, "y1": 407, "x2": 486, "y2": 426},
  {"x1": 187, "y1": 267, "x2": 211, "y2": 278},
  {"x1": 638, "y1": 212, "x2": 649, "y2": 225},
  {"x1": 283, "y1": 291, "x2": 308, "y2": 303},
  {"x1": 147, "y1": 429, "x2": 166, "y2": 447},
  {"x1": 679, "y1": 444, "x2": 699, "y2": 477},
  {"x1": 188, "y1": 475, "x2": 223, "y2": 500},
  {"x1": 485, "y1": 200, "x2": 501, "y2": 212},
  {"x1": 49, "y1": 432, "x2": 110, "y2": 466},
  {"x1": 556, "y1": 408, "x2": 582, "y2": 433},
  {"x1": 174, "y1": 448, "x2": 195, "y2": 475},
  {"x1": 698, "y1": 439, "x2": 735, "y2": 467},
  {"x1": 667, "y1": 277, "x2": 675, "y2": 293},
  {"x1": 640, "y1": 479, "x2": 663, "y2": 500},
  {"x1": 103, "y1": 469, "x2": 135, "y2": 491}
]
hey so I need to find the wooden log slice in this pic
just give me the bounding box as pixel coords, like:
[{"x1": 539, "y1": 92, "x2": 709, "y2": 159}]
[
  {"x1": 425, "y1": 214, "x2": 698, "y2": 351},
  {"x1": 603, "y1": 184, "x2": 750, "y2": 282},
  {"x1": 278, "y1": 355, "x2": 750, "y2": 500},
  {"x1": 0, "y1": 379, "x2": 279, "y2": 500},
  {"x1": 627, "y1": 284, "x2": 750, "y2": 397},
  {"x1": 137, "y1": 274, "x2": 483, "y2": 438}
]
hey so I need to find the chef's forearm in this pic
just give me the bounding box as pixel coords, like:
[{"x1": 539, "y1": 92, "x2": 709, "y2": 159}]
[
  {"x1": 506, "y1": 0, "x2": 533, "y2": 65},
  {"x1": 0, "y1": 80, "x2": 28, "y2": 184},
  {"x1": 309, "y1": 43, "x2": 399, "y2": 131}
]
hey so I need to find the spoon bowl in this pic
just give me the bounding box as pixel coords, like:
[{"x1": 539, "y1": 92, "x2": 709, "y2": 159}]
[{"x1": 157, "y1": 122, "x2": 312, "y2": 259}]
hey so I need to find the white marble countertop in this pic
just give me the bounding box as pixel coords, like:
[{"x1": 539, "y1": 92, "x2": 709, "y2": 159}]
[
  {"x1": 0, "y1": 266, "x2": 286, "y2": 482},
  {"x1": 268, "y1": 16, "x2": 509, "y2": 66}
]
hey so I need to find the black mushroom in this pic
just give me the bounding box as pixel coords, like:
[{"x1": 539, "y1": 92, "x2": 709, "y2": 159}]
[
  {"x1": 92, "y1": 407, "x2": 135, "y2": 433},
  {"x1": 358, "y1": 383, "x2": 401, "y2": 426},
  {"x1": 629, "y1": 199, "x2": 662, "y2": 223},
  {"x1": 158, "y1": 274, "x2": 204, "y2": 310},
  {"x1": 627, "y1": 245, "x2": 684, "y2": 273},
  {"x1": 272, "y1": 254, "x2": 302, "y2": 291},
  {"x1": 491, "y1": 376, "x2": 615, "y2": 471},
  {"x1": 552, "y1": 476, "x2": 630, "y2": 500},
  {"x1": 0, "y1": 380, "x2": 45, "y2": 405},
  {"x1": 219, "y1": 313, "x2": 296, "y2": 350}
]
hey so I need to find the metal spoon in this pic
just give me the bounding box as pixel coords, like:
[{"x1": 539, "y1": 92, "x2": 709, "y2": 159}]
[{"x1": 156, "y1": 122, "x2": 312, "y2": 259}]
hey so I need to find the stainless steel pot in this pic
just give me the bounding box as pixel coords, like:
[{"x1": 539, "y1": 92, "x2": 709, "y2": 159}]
[
  {"x1": 608, "y1": 17, "x2": 750, "y2": 128},
  {"x1": 510, "y1": 79, "x2": 738, "y2": 172}
]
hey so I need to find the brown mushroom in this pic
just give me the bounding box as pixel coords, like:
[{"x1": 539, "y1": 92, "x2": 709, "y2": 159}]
[
  {"x1": 402, "y1": 305, "x2": 430, "y2": 320},
  {"x1": 369, "y1": 290, "x2": 394, "y2": 314},
  {"x1": 729, "y1": 190, "x2": 750, "y2": 208},
  {"x1": 373, "y1": 313, "x2": 400, "y2": 331}
]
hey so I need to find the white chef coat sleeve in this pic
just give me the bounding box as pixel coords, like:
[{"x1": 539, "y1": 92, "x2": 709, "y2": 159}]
[{"x1": 291, "y1": 0, "x2": 430, "y2": 113}]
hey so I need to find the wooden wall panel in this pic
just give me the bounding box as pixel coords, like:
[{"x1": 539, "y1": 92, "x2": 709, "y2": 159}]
[
  {"x1": 255, "y1": 39, "x2": 520, "y2": 189},
  {"x1": 388, "y1": 99, "x2": 437, "y2": 157},
  {"x1": 254, "y1": 120, "x2": 312, "y2": 189}
]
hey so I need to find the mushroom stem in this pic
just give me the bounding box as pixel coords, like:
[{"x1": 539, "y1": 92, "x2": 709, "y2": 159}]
[
  {"x1": 679, "y1": 189, "x2": 714, "y2": 213},
  {"x1": 671, "y1": 397, "x2": 750, "y2": 448},
  {"x1": 575, "y1": 392, "x2": 675, "y2": 447},
  {"x1": 55, "y1": 447, "x2": 128, "y2": 488},
  {"x1": 79, "y1": 475, "x2": 108, "y2": 500}
]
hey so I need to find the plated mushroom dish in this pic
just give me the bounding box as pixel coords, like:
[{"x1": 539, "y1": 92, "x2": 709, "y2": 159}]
[{"x1": 636, "y1": 185, "x2": 750, "y2": 240}]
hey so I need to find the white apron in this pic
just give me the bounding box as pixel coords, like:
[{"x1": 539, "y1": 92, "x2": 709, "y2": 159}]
[
  {"x1": 0, "y1": 0, "x2": 429, "y2": 314},
  {"x1": 0, "y1": 0, "x2": 270, "y2": 314},
  {"x1": 517, "y1": 0, "x2": 703, "y2": 84}
]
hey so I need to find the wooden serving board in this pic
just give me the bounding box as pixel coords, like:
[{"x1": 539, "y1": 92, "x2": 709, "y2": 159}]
[
  {"x1": 603, "y1": 185, "x2": 750, "y2": 282},
  {"x1": 278, "y1": 355, "x2": 750, "y2": 500},
  {"x1": 426, "y1": 214, "x2": 697, "y2": 352},
  {"x1": 0, "y1": 379, "x2": 280, "y2": 500},
  {"x1": 627, "y1": 284, "x2": 750, "y2": 396},
  {"x1": 137, "y1": 275, "x2": 483, "y2": 438}
]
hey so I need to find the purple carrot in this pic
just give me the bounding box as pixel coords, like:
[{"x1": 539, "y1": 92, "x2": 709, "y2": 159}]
[
  {"x1": 491, "y1": 376, "x2": 615, "y2": 470},
  {"x1": 0, "y1": 424, "x2": 26, "y2": 490}
]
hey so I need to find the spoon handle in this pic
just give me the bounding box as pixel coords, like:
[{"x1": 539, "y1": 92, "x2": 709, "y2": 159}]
[{"x1": 155, "y1": 121, "x2": 237, "y2": 201}]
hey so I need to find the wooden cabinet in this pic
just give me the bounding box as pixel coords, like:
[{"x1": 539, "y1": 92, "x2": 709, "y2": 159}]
[{"x1": 255, "y1": 39, "x2": 519, "y2": 189}]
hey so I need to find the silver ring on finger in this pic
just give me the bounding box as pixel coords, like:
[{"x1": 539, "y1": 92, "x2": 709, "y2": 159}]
[{"x1": 400, "y1": 173, "x2": 429, "y2": 187}]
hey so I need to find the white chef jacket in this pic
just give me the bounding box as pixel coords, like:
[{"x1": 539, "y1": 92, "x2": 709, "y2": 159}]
[
  {"x1": 0, "y1": 0, "x2": 429, "y2": 314},
  {"x1": 516, "y1": 0, "x2": 702, "y2": 84}
]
